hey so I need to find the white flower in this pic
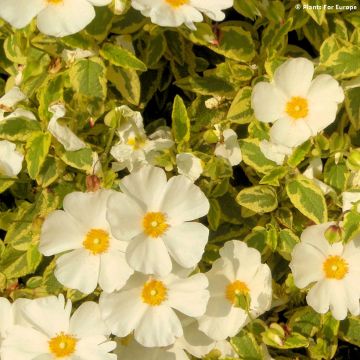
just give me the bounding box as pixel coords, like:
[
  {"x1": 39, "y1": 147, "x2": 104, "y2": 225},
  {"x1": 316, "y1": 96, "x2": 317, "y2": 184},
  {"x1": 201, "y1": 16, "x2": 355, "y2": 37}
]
[
  {"x1": 48, "y1": 104, "x2": 87, "y2": 151},
  {"x1": 0, "y1": 86, "x2": 36, "y2": 122},
  {"x1": 176, "y1": 153, "x2": 203, "y2": 182},
  {"x1": 115, "y1": 337, "x2": 190, "y2": 360},
  {"x1": 0, "y1": 298, "x2": 13, "y2": 346},
  {"x1": 289, "y1": 223, "x2": 360, "y2": 320},
  {"x1": 100, "y1": 271, "x2": 209, "y2": 347},
  {"x1": 251, "y1": 58, "x2": 344, "y2": 148},
  {"x1": 2, "y1": 295, "x2": 116, "y2": 360},
  {"x1": 259, "y1": 140, "x2": 293, "y2": 165},
  {"x1": 107, "y1": 165, "x2": 209, "y2": 276},
  {"x1": 39, "y1": 189, "x2": 133, "y2": 294},
  {"x1": 131, "y1": 0, "x2": 233, "y2": 30},
  {"x1": 214, "y1": 129, "x2": 242, "y2": 166},
  {"x1": 0, "y1": 0, "x2": 112, "y2": 37},
  {"x1": 0, "y1": 140, "x2": 24, "y2": 178},
  {"x1": 110, "y1": 106, "x2": 173, "y2": 172},
  {"x1": 303, "y1": 158, "x2": 333, "y2": 195},
  {"x1": 177, "y1": 318, "x2": 238, "y2": 358},
  {"x1": 198, "y1": 240, "x2": 272, "y2": 341},
  {"x1": 342, "y1": 191, "x2": 360, "y2": 213}
]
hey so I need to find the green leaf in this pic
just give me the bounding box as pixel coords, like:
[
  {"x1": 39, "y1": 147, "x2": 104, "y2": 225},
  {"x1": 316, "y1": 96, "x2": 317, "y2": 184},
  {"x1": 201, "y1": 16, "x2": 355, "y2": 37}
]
[
  {"x1": 0, "y1": 118, "x2": 41, "y2": 141},
  {"x1": 100, "y1": 43, "x2": 147, "y2": 71},
  {"x1": 227, "y1": 87, "x2": 254, "y2": 124},
  {"x1": 236, "y1": 185, "x2": 278, "y2": 213},
  {"x1": 323, "y1": 159, "x2": 348, "y2": 191},
  {"x1": 36, "y1": 156, "x2": 64, "y2": 188},
  {"x1": 107, "y1": 65, "x2": 141, "y2": 105},
  {"x1": 60, "y1": 148, "x2": 93, "y2": 172},
  {"x1": 286, "y1": 176, "x2": 328, "y2": 224},
  {"x1": 25, "y1": 132, "x2": 52, "y2": 179},
  {"x1": 277, "y1": 229, "x2": 299, "y2": 260},
  {"x1": 342, "y1": 208, "x2": 360, "y2": 243},
  {"x1": 240, "y1": 139, "x2": 276, "y2": 174},
  {"x1": 345, "y1": 87, "x2": 360, "y2": 130},
  {"x1": 260, "y1": 166, "x2": 288, "y2": 186},
  {"x1": 321, "y1": 43, "x2": 360, "y2": 79},
  {"x1": 69, "y1": 57, "x2": 107, "y2": 99},
  {"x1": 172, "y1": 95, "x2": 190, "y2": 144},
  {"x1": 339, "y1": 316, "x2": 360, "y2": 346},
  {"x1": 175, "y1": 75, "x2": 235, "y2": 97},
  {"x1": 302, "y1": 0, "x2": 326, "y2": 25},
  {"x1": 231, "y1": 330, "x2": 262, "y2": 360}
]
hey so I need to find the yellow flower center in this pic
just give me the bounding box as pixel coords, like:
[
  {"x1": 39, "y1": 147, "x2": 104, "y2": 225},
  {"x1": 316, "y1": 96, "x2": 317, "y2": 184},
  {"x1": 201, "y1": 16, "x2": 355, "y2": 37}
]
[
  {"x1": 47, "y1": 0, "x2": 64, "y2": 4},
  {"x1": 285, "y1": 96, "x2": 309, "y2": 119},
  {"x1": 83, "y1": 228, "x2": 110, "y2": 255},
  {"x1": 141, "y1": 279, "x2": 168, "y2": 306},
  {"x1": 225, "y1": 280, "x2": 250, "y2": 304},
  {"x1": 165, "y1": 0, "x2": 188, "y2": 7},
  {"x1": 126, "y1": 137, "x2": 145, "y2": 150},
  {"x1": 323, "y1": 255, "x2": 349, "y2": 280},
  {"x1": 49, "y1": 332, "x2": 77, "y2": 358},
  {"x1": 142, "y1": 212, "x2": 169, "y2": 238}
]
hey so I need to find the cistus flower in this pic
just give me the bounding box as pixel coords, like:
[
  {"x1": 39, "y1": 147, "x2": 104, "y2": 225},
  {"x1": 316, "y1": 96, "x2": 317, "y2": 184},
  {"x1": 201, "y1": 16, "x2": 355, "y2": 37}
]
[
  {"x1": 100, "y1": 272, "x2": 209, "y2": 347},
  {"x1": 290, "y1": 223, "x2": 360, "y2": 320},
  {"x1": 214, "y1": 128, "x2": 242, "y2": 166},
  {"x1": 131, "y1": 0, "x2": 233, "y2": 30},
  {"x1": 176, "y1": 152, "x2": 203, "y2": 182},
  {"x1": 198, "y1": 240, "x2": 272, "y2": 340},
  {"x1": 1, "y1": 295, "x2": 116, "y2": 360},
  {"x1": 0, "y1": 0, "x2": 112, "y2": 37},
  {"x1": 107, "y1": 165, "x2": 210, "y2": 276},
  {"x1": 0, "y1": 140, "x2": 24, "y2": 178},
  {"x1": 39, "y1": 189, "x2": 133, "y2": 294},
  {"x1": 110, "y1": 106, "x2": 173, "y2": 173},
  {"x1": 251, "y1": 58, "x2": 344, "y2": 148}
]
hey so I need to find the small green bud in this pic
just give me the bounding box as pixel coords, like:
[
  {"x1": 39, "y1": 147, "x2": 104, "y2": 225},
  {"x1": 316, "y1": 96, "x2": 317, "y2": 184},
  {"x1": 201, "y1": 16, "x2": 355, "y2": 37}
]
[
  {"x1": 203, "y1": 130, "x2": 219, "y2": 144},
  {"x1": 324, "y1": 225, "x2": 343, "y2": 244}
]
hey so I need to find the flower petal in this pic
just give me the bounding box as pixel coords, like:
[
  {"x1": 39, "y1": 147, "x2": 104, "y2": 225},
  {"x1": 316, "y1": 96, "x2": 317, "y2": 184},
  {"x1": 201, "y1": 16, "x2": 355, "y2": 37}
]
[
  {"x1": 99, "y1": 289, "x2": 147, "y2": 338},
  {"x1": 99, "y1": 250, "x2": 134, "y2": 293},
  {"x1": 270, "y1": 116, "x2": 312, "y2": 148},
  {"x1": 274, "y1": 58, "x2": 314, "y2": 97},
  {"x1": 163, "y1": 222, "x2": 208, "y2": 269},
  {"x1": 161, "y1": 175, "x2": 209, "y2": 225},
  {"x1": 39, "y1": 211, "x2": 85, "y2": 256},
  {"x1": 167, "y1": 273, "x2": 209, "y2": 317},
  {"x1": 37, "y1": 0, "x2": 95, "y2": 37},
  {"x1": 70, "y1": 301, "x2": 109, "y2": 337},
  {"x1": 55, "y1": 249, "x2": 100, "y2": 294},
  {"x1": 135, "y1": 306, "x2": 183, "y2": 347},
  {"x1": 251, "y1": 82, "x2": 285, "y2": 123},
  {"x1": 106, "y1": 192, "x2": 143, "y2": 240},
  {"x1": 0, "y1": 0, "x2": 45, "y2": 29},
  {"x1": 126, "y1": 233, "x2": 172, "y2": 276}
]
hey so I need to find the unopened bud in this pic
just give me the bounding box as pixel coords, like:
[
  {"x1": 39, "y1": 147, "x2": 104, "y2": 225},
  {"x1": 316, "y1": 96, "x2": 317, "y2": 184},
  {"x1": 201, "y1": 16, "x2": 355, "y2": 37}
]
[
  {"x1": 86, "y1": 175, "x2": 101, "y2": 192},
  {"x1": 324, "y1": 225, "x2": 343, "y2": 244}
]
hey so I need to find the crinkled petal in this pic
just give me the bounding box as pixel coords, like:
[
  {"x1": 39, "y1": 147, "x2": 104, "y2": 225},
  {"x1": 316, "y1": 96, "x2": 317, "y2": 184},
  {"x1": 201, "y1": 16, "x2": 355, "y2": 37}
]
[
  {"x1": 251, "y1": 82, "x2": 285, "y2": 123},
  {"x1": 135, "y1": 306, "x2": 183, "y2": 347},
  {"x1": 39, "y1": 211, "x2": 85, "y2": 256},
  {"x1": 70, "y1": 301, "x2": 109, "y2": 337},
  {"x1": 99, "y1": 250, "x2": 134, "y2": 293},
  {"x1": 126, "y1": 233, "x2": 172, "y2": 276},
  {"x1": 163, "y1": 222, "x2": 208, "y2": 269},
  {"x1": 37, "y1": 0, "x2": 95, "y2": 37},
  {"x1": 55, "y1": 249, "x2": 100, "y2": 294},
  {"x1": 161, "y1": 175, "x2": 209, "y2": 225},
  {"x1": 99, "y1": 290, "x2": 147, "y2": 338},
  {"x1": 274, "y1": 58, "x2": 314, "y2": 97},
  {"x1": 270, "y1": 117, "x2": 312, "y2": 148},
  {"x1": 0, "y1": 0, "x2": 46, "y2": 29}
]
